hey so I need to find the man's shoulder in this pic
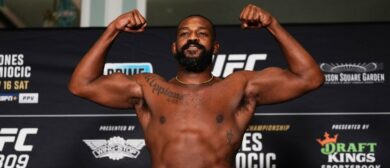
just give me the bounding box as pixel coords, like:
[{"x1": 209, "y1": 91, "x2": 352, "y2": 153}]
[
  {"x1": 212, "y1": 71, "x2": 253, "y2": 88},
  {"x1": 221, "y1": 68, "x2": 283, "y2": 90},
  {"x1": 226, "y1": 68, "x2": 284, "y2": 81},
  {"x1": 224, "y1": 70, "x2": 254, "y2": 81},
  {"x1": 132, "y1": 73, "x2": 166, "y2": 83}
]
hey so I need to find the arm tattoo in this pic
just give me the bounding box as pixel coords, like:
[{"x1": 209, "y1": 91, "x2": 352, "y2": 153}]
[
  {"x1": 144, "y1": 75, "x2": 184, "y2": 103},
  {"x1": 226, "y1": 129, "x2": 234, "y2": 145}
]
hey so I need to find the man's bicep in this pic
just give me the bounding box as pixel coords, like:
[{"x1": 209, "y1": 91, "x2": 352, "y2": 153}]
[
  {"x1": 245, "y1": 67, "x2": 308, "y2": 105},
  {"x1": 81, "y1": 73, "x2": 143, "y2": 109}
]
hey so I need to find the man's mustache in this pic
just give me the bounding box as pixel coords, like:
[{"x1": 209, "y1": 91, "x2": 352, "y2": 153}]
[{"x1": 181, "y1": 40, "x2": 206, "y2": 51}]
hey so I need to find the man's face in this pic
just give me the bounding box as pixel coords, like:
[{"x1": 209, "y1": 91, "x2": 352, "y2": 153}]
[{"x1": 173, "y1": 17, "x2": 217, "y2": 72}]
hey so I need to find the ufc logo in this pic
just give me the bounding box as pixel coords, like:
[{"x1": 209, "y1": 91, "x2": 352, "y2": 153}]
[
  {"x1": 18, "y1": 93, "x2": 39, "y2": 104},
  {"x1": 0, "y1": 128, "x2": 38, "y2": 152},
  {"x1": 212, "y1": 54, "x2": 267, "y2": 78}
]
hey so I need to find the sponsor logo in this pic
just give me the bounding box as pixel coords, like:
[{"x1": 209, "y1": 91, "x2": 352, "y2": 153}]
[
  {"x1": 0, "y1": 93, "x2": 18, "y2": 102},
  {"x1": 0, "y1": 93, "x2": 39, "y2": 104},
  {"x1": 320, "y1": 62, "x2": 385, "y2": 84},
  {"x1": 317, "y1": 132, "x2": 381, "y2": 168},
  {"x1": 212, "y1": 54, "x2": 267, "y2": 78},
  {"x1": 84, "y1": 136, "x2": 145, "y2": 161},
  {"x1": 18, "y1": 93, "x2": 39, "y2": 104},
  {"x1": 103, "y1": 63, "x2": 153, "y2": 75},
  {"x1": 0, "y1": 128, "x2": 38, "y2": 168}
]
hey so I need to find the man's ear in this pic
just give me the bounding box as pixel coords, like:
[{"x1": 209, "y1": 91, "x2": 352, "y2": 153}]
[
  {"x1": 213, "y1": 41, "x2": 220, "y2": 55},
  {"x1": 171, "y1": 42, "x2": 177, "y2": 55}
]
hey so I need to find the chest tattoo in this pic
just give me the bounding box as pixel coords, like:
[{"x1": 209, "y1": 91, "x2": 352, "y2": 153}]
[
  {"x1": 226, "y1": 129, "x2": 234, "y2": 145},
  {"x1": 144, "y1": 75, "x2": 184, "y2": 103}
]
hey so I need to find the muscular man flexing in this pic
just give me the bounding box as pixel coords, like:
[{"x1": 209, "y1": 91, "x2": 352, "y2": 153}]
[{"x1": 69, "y1": 4, "x2": 324, "y2": 168}]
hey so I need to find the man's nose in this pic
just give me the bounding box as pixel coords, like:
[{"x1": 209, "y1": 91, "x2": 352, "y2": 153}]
[
  {"x1": 189, "y1": 32, "x2": 200, "y2": 41},
  {"x1": 186, "y1": 39, "x2": 199, "y2": 45}
]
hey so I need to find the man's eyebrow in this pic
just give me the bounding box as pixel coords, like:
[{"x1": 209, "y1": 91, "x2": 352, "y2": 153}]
[
  {"x1": 178, "y1": 26, "x2": 209, "y2": 31},
  {"x1": 178, "y1": 27, "x2": 189, "y2": 31}
]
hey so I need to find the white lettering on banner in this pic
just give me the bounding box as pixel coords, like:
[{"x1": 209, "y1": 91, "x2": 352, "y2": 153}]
[
  {"x1": 0, "y1": 154, "x2": 29, "y2": 168},
  {"x1": 0, "y1": 53, "x2": 35, "y2": 104},
  {"x1": 236, "y1": 132, "x2": 276, "y2": 168},
  {"x1": 0, "y1": 54, "x2": 31, "y2": 78},
  {"x1": 0, "y1": 54, "x2": 24, "y2": 66},
  {"x1": 212, "y1": 54, "x2": 267, "y2": 78},
  {"x1": 331, "y1": 124, "x2": 371, "y2": 130},
  {"x1": 99, "y1": 125, "x2": 135, "y2": 131},
  {"x1": 241, "y1": 132, "x2": 262, "y2": 152},
  {"x1": 0, "y1": 67, "x2": 31, "y2": 78},
  {"x1": 320, "y1": 62, "x2": 386, "y2": 84},
  {"x1": 0, "y1": 128, "x2": 38, "y2": 151},
  {"x1": 0, "y1": 95, "x2": 17, "y2": 102},
  {"x1": 0, "y1": 128, "x2": 37, "y2": 168},
  {"x1": 323, "y1": 165, "x2": 381, "y2": 168},
  {"x1": 103, "y1": 63, "x2": 153, "y2": 75},
  {"x1": 18, "y1": 93, "x2": 39, "y2": 104}
]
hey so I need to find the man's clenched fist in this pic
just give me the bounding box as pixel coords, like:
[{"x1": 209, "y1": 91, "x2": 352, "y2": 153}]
[
  {"x1": 110, "y1": 9, "x2": 147, "y2": 33},
  {"x1": 240, "y1": 4, "x2": 275, "y2": 29}
]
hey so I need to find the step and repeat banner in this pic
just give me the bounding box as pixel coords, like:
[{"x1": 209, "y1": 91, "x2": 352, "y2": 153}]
[{"x1": 0, "y1": 24, "x2": 389, "y2": 168}]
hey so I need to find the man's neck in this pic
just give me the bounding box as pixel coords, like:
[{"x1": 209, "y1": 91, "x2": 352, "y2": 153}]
[{"x1": 175, "y1": 68, "x2": 214, "y2": 85}]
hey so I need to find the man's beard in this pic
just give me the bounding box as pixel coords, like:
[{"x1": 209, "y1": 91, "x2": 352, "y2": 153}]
[{"x1": 174, "y1": 40, "x2": 213, "y2": 73}]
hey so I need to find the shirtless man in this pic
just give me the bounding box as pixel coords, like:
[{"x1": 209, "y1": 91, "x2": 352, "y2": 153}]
[{"x1": 69, "y1": 4, "x2": 324, "y2": 168}]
